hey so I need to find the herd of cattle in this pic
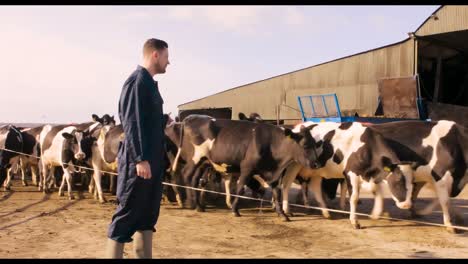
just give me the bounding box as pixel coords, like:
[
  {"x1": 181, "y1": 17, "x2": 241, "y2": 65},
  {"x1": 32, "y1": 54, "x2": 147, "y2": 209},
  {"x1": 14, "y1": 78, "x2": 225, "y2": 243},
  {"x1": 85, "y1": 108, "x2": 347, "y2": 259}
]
[{"x1": 0, "y1": 112, "x2": 467, "y2": 234}]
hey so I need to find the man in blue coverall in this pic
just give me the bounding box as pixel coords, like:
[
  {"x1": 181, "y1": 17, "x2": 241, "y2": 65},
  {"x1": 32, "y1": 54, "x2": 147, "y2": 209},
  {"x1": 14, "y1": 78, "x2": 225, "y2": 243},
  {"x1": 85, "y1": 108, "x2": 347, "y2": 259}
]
[{"x1": 106, "y1": 38, "x2": 170, "y2": 259}]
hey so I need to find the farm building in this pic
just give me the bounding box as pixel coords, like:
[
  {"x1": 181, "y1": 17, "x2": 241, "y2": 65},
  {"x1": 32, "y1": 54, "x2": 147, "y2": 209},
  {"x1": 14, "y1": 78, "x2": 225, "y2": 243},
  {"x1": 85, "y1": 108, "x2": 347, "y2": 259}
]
[{"x1": 178, "y1": 5, "x2": 468, "y2": 125}]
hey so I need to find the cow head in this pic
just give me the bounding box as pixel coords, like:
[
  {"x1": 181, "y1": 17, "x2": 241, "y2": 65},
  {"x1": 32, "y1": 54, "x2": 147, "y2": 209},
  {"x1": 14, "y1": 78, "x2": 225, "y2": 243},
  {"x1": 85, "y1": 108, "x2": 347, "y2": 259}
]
[
  {"x1": 0, "y1": 125, "x2": 23, "y2": 185},
  {"x1": 92, "y1": 114, "x2": 116, "y2": 126},
  {"x1": 284, "y1": 125, "x2": 320, "y2": 169},
  {"x1": 381, "y1": 157, "x2": 417, "y2": 210},
  {"x1": 238, "y1": 112, "x2": 264, "y2": 123},
  {"x1": 61, "y1": 129, "x2": 89, "y2": 162}
]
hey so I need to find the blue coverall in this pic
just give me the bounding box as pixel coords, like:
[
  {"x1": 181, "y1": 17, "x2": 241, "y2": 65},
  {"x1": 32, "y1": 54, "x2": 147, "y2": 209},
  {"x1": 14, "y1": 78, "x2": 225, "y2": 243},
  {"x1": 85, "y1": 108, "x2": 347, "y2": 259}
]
[{"x1": 107, "y1": 65, "x2": 166, "y2": 243}]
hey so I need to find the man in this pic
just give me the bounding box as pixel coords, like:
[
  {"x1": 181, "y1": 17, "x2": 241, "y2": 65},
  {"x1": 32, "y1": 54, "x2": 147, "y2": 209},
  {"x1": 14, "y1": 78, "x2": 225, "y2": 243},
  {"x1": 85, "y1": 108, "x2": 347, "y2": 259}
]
[{"x1": 106, "y1": 38, "x2": 170, "y2": 259}]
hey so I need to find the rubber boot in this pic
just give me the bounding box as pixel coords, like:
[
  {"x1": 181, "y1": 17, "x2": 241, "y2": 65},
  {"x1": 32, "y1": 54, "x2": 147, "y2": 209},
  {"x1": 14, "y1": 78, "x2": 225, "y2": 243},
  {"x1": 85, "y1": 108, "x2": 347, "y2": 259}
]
[
  {"x1": 133, "y1": 230, "x2": 153, "y2": 259},
  {"x1": 105, "y1": 238, "x2": 124, "y2": 259}
]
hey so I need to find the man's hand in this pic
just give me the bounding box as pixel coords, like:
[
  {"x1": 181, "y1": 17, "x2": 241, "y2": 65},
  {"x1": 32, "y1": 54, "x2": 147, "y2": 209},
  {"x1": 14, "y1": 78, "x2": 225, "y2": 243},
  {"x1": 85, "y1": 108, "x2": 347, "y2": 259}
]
[{"x1": 136, "y1": 161, "x2": 152, "y2": 179}]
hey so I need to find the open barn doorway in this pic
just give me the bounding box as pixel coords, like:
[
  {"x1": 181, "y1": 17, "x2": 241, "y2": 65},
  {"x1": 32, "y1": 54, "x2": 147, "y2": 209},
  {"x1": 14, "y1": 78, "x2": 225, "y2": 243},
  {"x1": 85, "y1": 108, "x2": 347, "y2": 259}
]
[
  {"x1": 417, "y1": 29, "x2": 468, "y2": 126},
  {"x1": 417, "y1": 29, "x2": 468, "y2": 107},
  {"x1": 178, "y1": 107, "x2": 233, "y2": 121}
]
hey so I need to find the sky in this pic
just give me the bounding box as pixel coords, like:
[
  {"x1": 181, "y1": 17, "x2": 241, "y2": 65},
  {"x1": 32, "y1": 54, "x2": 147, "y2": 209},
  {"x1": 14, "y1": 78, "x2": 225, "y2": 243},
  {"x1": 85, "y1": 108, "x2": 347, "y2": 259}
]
[{"x1": 0, "y1": 5, "x2": 440, "y2": 124}]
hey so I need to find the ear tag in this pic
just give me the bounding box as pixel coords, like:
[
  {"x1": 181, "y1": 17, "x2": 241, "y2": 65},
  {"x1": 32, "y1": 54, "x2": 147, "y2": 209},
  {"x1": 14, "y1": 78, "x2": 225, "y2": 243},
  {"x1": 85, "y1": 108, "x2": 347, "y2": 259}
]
[
  {"x1": 287, "y1": 134, "x2": 292, "y2": 139},
  {"x1": 383, "y1": 166, "x2": 391, "y2": 172}
]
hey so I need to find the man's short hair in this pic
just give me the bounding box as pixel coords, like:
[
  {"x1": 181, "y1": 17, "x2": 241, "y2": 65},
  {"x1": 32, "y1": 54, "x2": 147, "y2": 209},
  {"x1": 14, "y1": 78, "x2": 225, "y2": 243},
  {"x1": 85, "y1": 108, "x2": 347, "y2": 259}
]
[{"x1": 143, "y1": 38, "x2": 168, "y2": 56}]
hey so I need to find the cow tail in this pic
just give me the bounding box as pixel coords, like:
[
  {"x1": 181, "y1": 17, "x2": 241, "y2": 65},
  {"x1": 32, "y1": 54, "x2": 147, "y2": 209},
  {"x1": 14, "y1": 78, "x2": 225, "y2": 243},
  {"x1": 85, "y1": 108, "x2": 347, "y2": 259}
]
[{"x1": 172, "y1": 122, "x2": 185, "y2": 172}]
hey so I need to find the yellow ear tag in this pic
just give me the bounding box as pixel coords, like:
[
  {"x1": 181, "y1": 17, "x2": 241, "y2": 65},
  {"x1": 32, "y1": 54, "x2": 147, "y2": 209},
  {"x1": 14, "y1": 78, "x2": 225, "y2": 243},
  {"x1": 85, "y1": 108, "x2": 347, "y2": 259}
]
[
  {"x1": 287, "y1": 134, "x2": 292, "y2": 139},
  {"x1": 383, "y1": 166, "x2": 391, "y2": 172}
]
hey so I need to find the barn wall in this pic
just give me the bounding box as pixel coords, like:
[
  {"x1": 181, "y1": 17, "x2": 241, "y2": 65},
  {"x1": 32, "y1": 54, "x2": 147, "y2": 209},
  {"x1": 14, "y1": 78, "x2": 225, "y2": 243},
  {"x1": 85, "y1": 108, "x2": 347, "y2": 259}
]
[{"x1": 179, "y1": 39, "x2": 415, "y2": 120}]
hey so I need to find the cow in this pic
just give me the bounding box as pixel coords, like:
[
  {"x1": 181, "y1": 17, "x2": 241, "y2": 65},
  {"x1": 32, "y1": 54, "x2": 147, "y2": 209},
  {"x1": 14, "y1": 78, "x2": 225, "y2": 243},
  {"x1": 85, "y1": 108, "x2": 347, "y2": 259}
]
[
  {"x1": 280, "y1": 121, "x2": 413, "y2": 229},
  {"x1": 171, "y1": 114, "x2": 320, "y2": 221},
  {"x1": 0, "y1": 125, "x2": 24, "y2": 188},
  {"x1": 166, "y1": 120, "x2": 271, "y2": 211},
  {"x1": 88, "y1": 123, "x2": 122, "y2": 203},
  {"x1": 369, "y1": 120, "x2": 468, "y2": 233},
  {"x1": 238, "y1": 112, "x2": 341, "y2": 209},
  {"x1": 39, "y1": 120, "x2": 101, "y2": 197},
  {"x1": 3, "y1": 125, "x2": 44, "y2": 190}
]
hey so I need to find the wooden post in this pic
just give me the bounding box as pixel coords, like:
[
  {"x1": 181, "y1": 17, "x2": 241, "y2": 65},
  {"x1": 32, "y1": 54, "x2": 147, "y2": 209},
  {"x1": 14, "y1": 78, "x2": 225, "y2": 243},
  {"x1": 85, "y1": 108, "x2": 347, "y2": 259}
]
[
  {"x1": 433, "y1": 54, "x2": 442, "y2": 102},
  {"x1": 276, "y1": 105, "x2": 280, "y2": 125}
]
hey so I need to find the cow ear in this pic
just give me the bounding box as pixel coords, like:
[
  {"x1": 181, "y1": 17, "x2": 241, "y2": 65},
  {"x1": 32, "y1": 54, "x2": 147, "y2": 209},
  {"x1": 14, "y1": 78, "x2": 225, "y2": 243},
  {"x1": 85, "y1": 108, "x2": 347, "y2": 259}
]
[
  {"x1": 238, "y1": 112, "x2": 247, "y2": 120},
  {"x1": 381, "y1": 156, "x2": 397, "y2": 172},
  {"x1": 92, "y1": 114, "x2": 99, "y2": 122},
  {"x1": 62, "y1": 132, "x2": 74, "y2": 139},
  {"x1": 284, "y1": 128, "x2": 301, "y2": 142}
]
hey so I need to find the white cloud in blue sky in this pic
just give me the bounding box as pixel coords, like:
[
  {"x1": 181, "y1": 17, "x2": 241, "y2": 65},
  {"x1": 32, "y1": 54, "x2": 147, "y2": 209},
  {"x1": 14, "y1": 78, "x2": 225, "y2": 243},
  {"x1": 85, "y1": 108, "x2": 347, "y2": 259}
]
[{"x1": 0, "y1": 5, "x2": 439, "y2": 123}]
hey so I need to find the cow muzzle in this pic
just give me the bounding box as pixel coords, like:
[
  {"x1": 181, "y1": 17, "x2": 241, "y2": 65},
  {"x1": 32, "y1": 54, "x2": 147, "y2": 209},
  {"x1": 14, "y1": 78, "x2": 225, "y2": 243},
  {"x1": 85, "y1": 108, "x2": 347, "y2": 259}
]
[
  {"x1": 75, "y1": 152, "x2": 86, "y2": 160},
  {"x1": 395, "y1": 199, "x2": 412, "y2": 210}
]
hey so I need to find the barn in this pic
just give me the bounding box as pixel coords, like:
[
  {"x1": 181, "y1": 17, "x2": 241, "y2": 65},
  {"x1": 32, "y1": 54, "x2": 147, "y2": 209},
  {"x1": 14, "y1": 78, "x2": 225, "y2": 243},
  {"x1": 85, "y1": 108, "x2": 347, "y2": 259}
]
[{"x1": 178, "y1": 5, "x2": 468, "y2": 125}]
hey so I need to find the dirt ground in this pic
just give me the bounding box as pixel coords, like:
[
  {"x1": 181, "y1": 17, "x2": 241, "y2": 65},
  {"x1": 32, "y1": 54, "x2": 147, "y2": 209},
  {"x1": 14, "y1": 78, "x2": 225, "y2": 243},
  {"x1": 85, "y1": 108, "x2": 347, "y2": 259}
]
[{"x1": 1, "y1": 179, "x2": 468, "y2": 259}]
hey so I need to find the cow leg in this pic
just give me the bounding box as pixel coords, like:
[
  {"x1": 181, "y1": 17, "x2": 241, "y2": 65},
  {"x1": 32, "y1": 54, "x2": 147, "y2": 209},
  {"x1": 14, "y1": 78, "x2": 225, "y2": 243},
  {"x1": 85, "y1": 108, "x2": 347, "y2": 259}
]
[
  {"x1": 231, "y1": 170, "x2": 252, "y2": 217},
  {"x1": 92, "y1": 164, "x2": 106, "y2": 203},
  {"x1": 339, "y1": 181, "x2": 348, "y2": 210},
  {"x1": 224, "y1": 176, "x2": 232, "y2": 209},
  {"x1": 41, "y1": 163, "x2": 50, "y2": 193},
  {"x1": 110, "y1": 174, "x2": 117, "y2": 195},
  {"x1": 31, "y1": 164, "x2": 39, "y2": 187},
  {"x1": 409, "y1": 182, "x2": 426, "y2": 217},
  {"x1": 58, "y1": 168, "x2": 67, "y2": 197},
  {"x1": 310, "y1": 177, "x2": 331, "y2": 219},
  {"x1": 192, "y1": 165, "x2": 206, "y2": 212},
  {"x1": 370, "y1": 181, "x2": 385, "y2": 220},
  {"x1": 63, "y1": 167, "x2": 75, "y2": 200},
  {"x1": 433, "y1": 174, "x2": 457, "y2": 233},
  {"x1": 181, "y1": 162, "x2": 200, "y2": 209},
  {"x1": 4, "y1": 168, "x2": 12, "y2": 191},
  {"x1": 347, "y1": 172, "x2": 361, "y2": 229},
  {"x1": 301, "y1": 181, "x2": 310, "y2": 206},
  {"x1": 281, "y1": 163, "x2": 302, "y2": 216},
  {"x1": 88, "y1": 175, "x2": 95, "y2": 194},
  {"x1": 270, "y1": 178, "x2": 290, "y2": 222}
]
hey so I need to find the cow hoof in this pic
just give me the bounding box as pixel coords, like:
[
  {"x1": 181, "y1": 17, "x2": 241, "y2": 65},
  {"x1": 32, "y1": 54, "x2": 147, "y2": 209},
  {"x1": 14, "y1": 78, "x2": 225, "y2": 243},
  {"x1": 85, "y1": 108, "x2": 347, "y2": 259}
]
[
  {"x1": 232, "y1": 211, "x2": 241, "y2": 217},
  {"x1": 69, "y1": 196, "x2": 75, "y2": 200},
  {"x1": 196, "y1": 207, "x2": 205, "y2": 212},
  {"x1": 22, "y1": 181, "x2": 28, "y2": 186},
  {"x1": 58, "y1": 192, "x2": 64, "y2": 197},
  {"x1": 322, "y1": 212, "x2": 332, "y2": 219},
  {"x1": 99, "y1": 199, "x2": 107, "y2": 204},
  {"x1": 282, "y1": 216, "x2": 291, "y2": 222},
  {"x1": 4, "y1": 187, "x2": 10, "y2": 191},
  {"x1": 370, "y1": 214, "x2": 380, "y2": 220},
  {"x1": 286, "y1": 212, "x2": 294, "y2": 217},
  {"x1": 447, "y1": 227, "x2": 459, "y2": 234},
  {"x1": 352, "y1": 222, "x2": 361, "y2": 229}
]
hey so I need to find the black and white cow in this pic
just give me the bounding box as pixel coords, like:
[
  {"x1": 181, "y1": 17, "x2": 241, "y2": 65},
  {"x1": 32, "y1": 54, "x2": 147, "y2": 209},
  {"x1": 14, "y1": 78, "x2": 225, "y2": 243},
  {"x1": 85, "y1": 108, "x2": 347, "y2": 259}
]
[
  {"x1": 39, "y1": 121, "x2": 100, "y2": 197},
  {"x1": 281, "y1": 121, "x2": 413, "y2": 229},
  {"x1": 370, "y1": 120, "x2": 468, "y2": 233},
  {"x1": 238, "y1": 112, "x2": 342, "y2": 208},
  {"x1": 0, "y1": 125, "x2": 24, "y2": 188},
  {"x1": 171, "y1": 114, "x2": 320, "y2": 221},
  {"x1": 88, "y1": 123, "x2": 122, "y2": 203},
  {"x1": 3, "y1": 125, "x2": 44, "y2": 190}
]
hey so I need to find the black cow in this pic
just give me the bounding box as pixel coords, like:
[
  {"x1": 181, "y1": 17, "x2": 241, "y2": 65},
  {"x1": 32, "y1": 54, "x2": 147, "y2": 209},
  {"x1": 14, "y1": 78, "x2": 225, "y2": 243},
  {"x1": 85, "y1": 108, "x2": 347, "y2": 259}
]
[{"x1": 171, "y1": 114, "x2": 320, "y2": 221}]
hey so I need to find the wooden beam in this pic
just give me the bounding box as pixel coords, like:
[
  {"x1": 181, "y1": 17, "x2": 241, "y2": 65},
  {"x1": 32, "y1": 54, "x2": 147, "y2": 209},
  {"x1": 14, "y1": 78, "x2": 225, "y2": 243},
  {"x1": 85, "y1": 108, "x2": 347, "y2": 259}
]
[{"x1": 433, "y1": 54, "x2": 443, "y2": 102}]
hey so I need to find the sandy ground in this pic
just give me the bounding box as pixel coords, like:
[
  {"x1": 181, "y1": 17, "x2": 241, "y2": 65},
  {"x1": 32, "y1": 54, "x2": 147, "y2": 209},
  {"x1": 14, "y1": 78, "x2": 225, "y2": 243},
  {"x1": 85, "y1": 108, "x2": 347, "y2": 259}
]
[{"x1": 1, "y1": 179, "x2": 468, "y2": 259}]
